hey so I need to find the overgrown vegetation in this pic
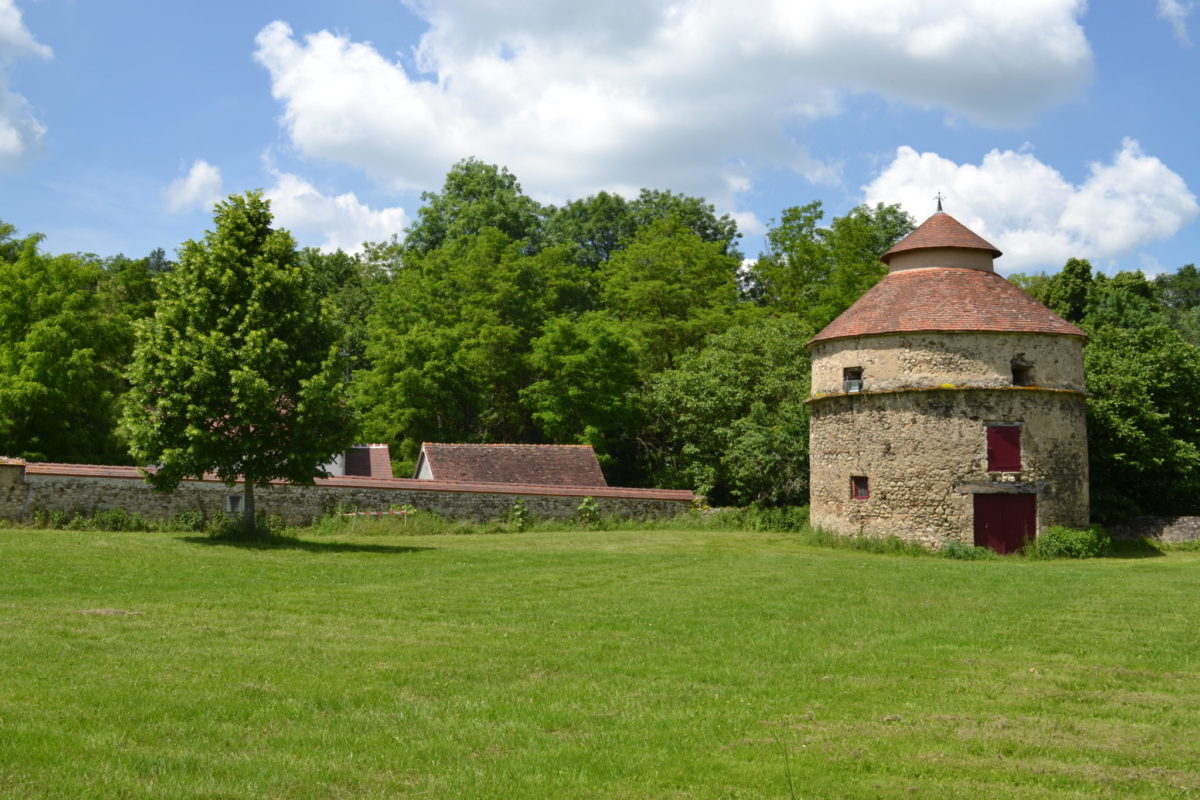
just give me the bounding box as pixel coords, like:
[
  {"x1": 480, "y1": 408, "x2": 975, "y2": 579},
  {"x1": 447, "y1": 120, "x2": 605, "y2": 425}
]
[{"x1": 1023, "y1": 524, "x2": 1113, "y2": 559}]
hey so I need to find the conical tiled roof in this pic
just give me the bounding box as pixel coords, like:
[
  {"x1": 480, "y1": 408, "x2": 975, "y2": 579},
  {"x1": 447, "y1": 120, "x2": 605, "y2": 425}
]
[
  {"x1": 808, "y1": 268, "x2": 1086, "y2": 345},
  {"x1": 881, "y1": 211, "x2": 1001, "y2": 263}
]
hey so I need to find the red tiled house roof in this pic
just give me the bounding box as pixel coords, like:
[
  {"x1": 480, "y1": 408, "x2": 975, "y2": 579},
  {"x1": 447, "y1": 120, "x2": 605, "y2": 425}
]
[
  {"x1": 414, "y1": 443, "x2": 608, "y2": 487},
  {"x1": 809, "y1": 269, "x2": 1086, "y2": 344},
  {"x1": 343, "y1": 444, "x2": 392, "y2": 479},
  {"x1": 881, "y1": 211, "x2": 1002, "y2": 263},
  {"x1": 809, "y1": 211, "x2": 1084, "y2": 345}
]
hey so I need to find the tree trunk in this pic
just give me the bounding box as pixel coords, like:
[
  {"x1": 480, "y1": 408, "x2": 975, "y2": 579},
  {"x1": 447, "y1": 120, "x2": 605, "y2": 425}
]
[{"x1": 243, "y1": 480, "x2": 255, "y2": 533}]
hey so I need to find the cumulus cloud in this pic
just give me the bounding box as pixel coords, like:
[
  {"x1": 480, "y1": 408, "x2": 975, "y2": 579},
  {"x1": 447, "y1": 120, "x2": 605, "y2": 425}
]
[
  {"x1": 862, "y1": 139, "x2": 1199, "y2": 272},
  {"x1": 1158, "y1": 0, "x2": 1194, "y2": 45},
  {"x1": 265, "y1": 172, "x2": 408, "y2": 253},
  {"x1": 0, "y1": 0, "x2": 51, "y2": 169},
  {"x1": 163, "y1": 159, "x2": 223, "y2": 213},
  {"x1": 253, "y1": 1, "x2": 1091, "y2": 210}
]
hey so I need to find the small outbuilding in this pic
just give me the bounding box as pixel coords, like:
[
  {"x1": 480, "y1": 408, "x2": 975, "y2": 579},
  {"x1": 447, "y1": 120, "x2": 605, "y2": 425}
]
[
  {"x1": 413, "y1": 443, "x2": 608, "y2": 487},
  {"x1": 806, "y1": 209, "x2": 1089, "y2": 553}
]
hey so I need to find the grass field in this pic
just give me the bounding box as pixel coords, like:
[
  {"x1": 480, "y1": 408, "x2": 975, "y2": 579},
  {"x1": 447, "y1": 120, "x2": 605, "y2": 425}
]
[{"x1": 1, "y1": 526, "x2": 1198, "y2": 799}]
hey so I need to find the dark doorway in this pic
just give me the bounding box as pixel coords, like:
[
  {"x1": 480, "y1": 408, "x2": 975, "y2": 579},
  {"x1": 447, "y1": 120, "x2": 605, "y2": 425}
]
[{"x1": 973, "y1": 493, "x2": 1036, "y2": 554}]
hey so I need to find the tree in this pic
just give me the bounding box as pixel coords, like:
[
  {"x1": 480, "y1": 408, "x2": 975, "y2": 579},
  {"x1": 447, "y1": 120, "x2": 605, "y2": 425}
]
[
  {"x1": 1084, "y1": 324, "x2": 1200, "y2": 519},
  {"x1": 641, "y1": 313, "x2": 813, "y2": 505},
  {"x1": 599, "y1": 217, "x2": 740, "y2": 372},
  {"x1": 0, "y1": 230, "x2": 128, "y2": 463},
  {"x1": 123, "y1": 192, "x2": 355, "y2": 530},
  {"x1": 402, "y1": 158, "x2": 546, "y2": 255},
  {"x1": 748, "y1": 202, "x2": 913, "y2": 329}
]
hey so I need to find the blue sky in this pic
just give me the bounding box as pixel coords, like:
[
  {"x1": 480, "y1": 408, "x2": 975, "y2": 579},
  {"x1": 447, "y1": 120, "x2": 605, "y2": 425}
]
[{"x1": 1, "y1": 0, "x2": 1197, "y2": 276}]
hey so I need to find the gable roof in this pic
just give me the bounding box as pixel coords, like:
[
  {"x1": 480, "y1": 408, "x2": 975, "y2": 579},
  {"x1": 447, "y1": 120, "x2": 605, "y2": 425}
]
[
  {"x1": 415, "y1": 443, "x2": 608, "y2": 487},
  {"x1": 808, "y1": 267, "x2": 1086, "y2": 345},
  {"x1": 881, "y1": 211, "x2": 1002, "y2": 263}
]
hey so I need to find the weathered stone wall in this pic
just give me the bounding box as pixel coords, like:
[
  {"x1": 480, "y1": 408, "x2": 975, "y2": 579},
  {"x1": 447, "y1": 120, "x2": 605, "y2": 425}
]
[
  {"x1": 808, "y1": 389, "x2": 1089, "y2": 547},
  {"x1": 0, "y1": 464, "x2": 689, "y2": 526},
  {"x1": 1109, "y1": 516, "x2": 1200, "y2": 543},
  {"x1": 811, "y1": 332, "x2": 1085, "y2": 396}
]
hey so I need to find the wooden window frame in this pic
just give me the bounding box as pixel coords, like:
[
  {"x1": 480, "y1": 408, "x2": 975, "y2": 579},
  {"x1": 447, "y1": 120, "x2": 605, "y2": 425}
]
[{"x1": 851, "y1": 475, "x2": 870, "y2": 500}]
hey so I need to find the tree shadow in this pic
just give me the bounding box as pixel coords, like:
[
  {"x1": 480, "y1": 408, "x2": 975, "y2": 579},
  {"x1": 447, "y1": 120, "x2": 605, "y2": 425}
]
[
  {"x1": 1106, "y1": 538, "x2": 1167, "y2": 559},
  {"x1": 180, "y1": 535, "x2": 434, "y2": 555}
]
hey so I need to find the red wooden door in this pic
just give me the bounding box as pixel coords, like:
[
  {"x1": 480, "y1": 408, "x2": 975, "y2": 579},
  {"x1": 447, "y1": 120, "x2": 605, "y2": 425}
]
[{"x1": 973, "y1": 494, "x2": 1036, "y2": 554}]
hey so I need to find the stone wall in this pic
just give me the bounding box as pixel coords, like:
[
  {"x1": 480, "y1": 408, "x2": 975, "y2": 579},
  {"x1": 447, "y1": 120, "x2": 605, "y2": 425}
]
[
  {"x1": 808, "y1": 389, "x2": 1089, "y2": 547},
  {"x1": 0, "y1": 463, "x2": 691, "y2": 526},
  {"x1": 1109, "y1": 516, "x2": 1200, "y2": 543},
  {"x1": 811, "y1": 332, "x2": 1085, "y2": 396}
]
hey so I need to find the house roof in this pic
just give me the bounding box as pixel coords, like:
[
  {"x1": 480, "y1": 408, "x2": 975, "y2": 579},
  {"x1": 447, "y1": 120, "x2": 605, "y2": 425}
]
[
  {"x1": 881, "y1": 211, "x2": 1002, "y2": 263},
  {"x1": 344, "y1": 444, "x2": 392, "y2": 479},
  {"x1": 416, "y1": 443, "x2": 608, "y2": 487},
  {"x1": 808, "y1": 267, "x2": 1086, "y2": 345}
]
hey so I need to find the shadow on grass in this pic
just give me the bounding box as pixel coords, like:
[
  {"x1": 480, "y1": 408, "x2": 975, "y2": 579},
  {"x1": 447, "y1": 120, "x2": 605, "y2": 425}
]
[
  {"x1": 1106, "y1": 538, "x2": 1166, "y2": 559},
  {"x1": 180, "y1": 535, "x2": 434, "y2": 555}
]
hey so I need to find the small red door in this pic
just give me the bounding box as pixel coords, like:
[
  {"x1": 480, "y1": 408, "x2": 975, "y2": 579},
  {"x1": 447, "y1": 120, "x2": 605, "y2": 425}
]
[{"x1": 973, "y1": 494, "x2": 1036, "y2": 554}]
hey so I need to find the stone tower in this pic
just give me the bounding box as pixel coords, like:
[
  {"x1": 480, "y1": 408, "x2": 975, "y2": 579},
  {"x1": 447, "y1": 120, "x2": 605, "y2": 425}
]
[{"x1": 806, "y1": 211, "x2": 1089, "y2": 553}]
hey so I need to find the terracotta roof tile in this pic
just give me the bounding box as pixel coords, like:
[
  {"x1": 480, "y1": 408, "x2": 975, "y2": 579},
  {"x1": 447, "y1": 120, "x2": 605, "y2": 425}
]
[
  {"x1": 882, "y1": 212, "x2": 1002, "y2": 263},
  {"x1": 417, "y1": 443, "x2": 608, "y2": 487},
  {"x1": 344, "y1": 444, "x2": 393, "y2": 479},
  {"x1": 808, "y1": 268, "x2": 1086, "y2": 345}
]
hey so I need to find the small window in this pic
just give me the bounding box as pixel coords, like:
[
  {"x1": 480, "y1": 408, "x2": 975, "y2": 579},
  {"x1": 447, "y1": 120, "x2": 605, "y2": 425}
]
[
  {"x1": 1011, "y1": 360, "x2": 1033, "y2": 386},
  {"x1": 986, "y1": 425, "x2": 1022, "y2": 472},
  {"x1": 843, "y1": 367, "x2": 864, "y2": 393},
  {"x1": 225, "y1": 494, "x2": 244, "y2": 514},
  {"x1": 851, "y1": 476, "x2": 869, "y2": 499}
]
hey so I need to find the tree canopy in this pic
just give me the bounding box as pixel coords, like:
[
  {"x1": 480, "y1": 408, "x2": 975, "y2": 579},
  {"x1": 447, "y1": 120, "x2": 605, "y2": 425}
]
[{"x1": 122, "y1": 192, "x2": 355, "y2": 529}]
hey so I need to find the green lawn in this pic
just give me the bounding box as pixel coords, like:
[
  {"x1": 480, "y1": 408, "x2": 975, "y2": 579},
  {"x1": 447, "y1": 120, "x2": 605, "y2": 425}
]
[{"x1": 1, "y1": 527, "x2": 1197, "y2": 799}]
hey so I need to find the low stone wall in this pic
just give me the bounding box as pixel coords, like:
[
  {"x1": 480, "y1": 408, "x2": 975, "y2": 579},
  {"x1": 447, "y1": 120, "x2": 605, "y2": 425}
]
[
  {"x1": 1109, "y1": 516, "x2": 1200, "y2": 543},
  {"x1": 0, "y1": 462, "x2": 692, "y2": 526}
]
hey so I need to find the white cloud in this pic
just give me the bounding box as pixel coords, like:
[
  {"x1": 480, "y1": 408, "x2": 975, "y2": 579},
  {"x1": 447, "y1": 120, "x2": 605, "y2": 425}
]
[
  {"x1": 265, "y1": 172, "x2": 408, "y2": 253},
  {"x1": 163, "y1": 159, "x2": 223, "y2": 213},
  {"x1": 253, "y1": 1, "x2": 1091, "y2": 212},
  {"x1": 1158, "y1": 0, "x2": 1194, "y2": 45},
  {"x1": 0, "y1": 0, "x2": 51, "y2": 169},
  {"x1": 862, "y1": 139, "x2": 1199, "y2": 272}
]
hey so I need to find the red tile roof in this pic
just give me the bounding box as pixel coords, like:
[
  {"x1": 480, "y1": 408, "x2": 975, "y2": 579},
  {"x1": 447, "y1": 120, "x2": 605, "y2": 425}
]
[
  {"x1": 417, "y1": 443, "x2": 608, "y2": 487},
  {"x1": 808, "y1": 267, "x2": 1086, "y2": 345},
  {"x1": 344, "y1": 444, "x2": 393, "y2": 479},
  {"x1": 881, "y1": 212, "x2": 1002, "y2": 263}
]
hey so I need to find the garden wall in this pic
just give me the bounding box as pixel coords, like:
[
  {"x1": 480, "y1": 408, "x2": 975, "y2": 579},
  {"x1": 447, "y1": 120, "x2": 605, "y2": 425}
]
[
  {"x1": 1109, "y1": 516, "x2": 1200, "y2": 543},
  {"x1": 0, "y1": 461, "x2": 692, "y2": 526}
]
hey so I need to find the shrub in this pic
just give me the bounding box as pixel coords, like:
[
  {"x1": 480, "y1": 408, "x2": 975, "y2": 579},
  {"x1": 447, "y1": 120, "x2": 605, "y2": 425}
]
[
  {"x1": 940, "y1": 540, "x2": 999, "y2": 560},
  {"x1": 508, "y1": 498, "x2": 530, "y2": 532},
  {"x1": 574, "y1": 497, "x2": 602, "y2": 528},
  {"x1": 1025, "y1": 524, "x2": 1111, "y2": 559}
]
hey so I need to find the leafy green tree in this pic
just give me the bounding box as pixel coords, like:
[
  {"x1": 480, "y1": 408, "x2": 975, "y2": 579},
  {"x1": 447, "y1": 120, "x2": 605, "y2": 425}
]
[
  {"x1": 642, "y1": 314, "x2": 813, "y2": 505},
  {"x1": 749, "y1": 202, "x2": 913, "y2": 329},
  {"x1": 1084, "y1": 324, "x2": 1200, "y2": 519},
  {"x1": 123, "y1": 192, "x2": 354, "y2": 530},
  {"x1": 1036, "y1": 257, "x2": 1094, "y2": 323},
  {"x1": 599, "y1": 217, "x2": 740, "y2": 372},
  {"x1": 403, "y1": 158, "x2": 546, "y2": 255},
  {"x1": 520, "y1": 314, "x2": 642, "y2": 476},
  {"x1": 0, "y1": 232, "x2": 128, "y2": 463},
  {"x1": 358, "y1": 227, "x2": 588, "y2": 466}
]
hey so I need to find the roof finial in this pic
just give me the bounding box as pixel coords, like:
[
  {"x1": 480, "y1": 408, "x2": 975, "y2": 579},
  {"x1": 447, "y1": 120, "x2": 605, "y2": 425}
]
[{"x1": 935, "y1": 191, "x2": 945, "y2": 213}]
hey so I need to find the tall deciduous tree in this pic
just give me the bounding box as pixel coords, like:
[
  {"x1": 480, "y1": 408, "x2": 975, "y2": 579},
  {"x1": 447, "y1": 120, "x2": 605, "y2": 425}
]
[
  {"x1": 123, "y1": 192, "x2": 354, "y2": 530},
  {"x1": 0, "y1": 229, "x2": 128, "y2": 463}
]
